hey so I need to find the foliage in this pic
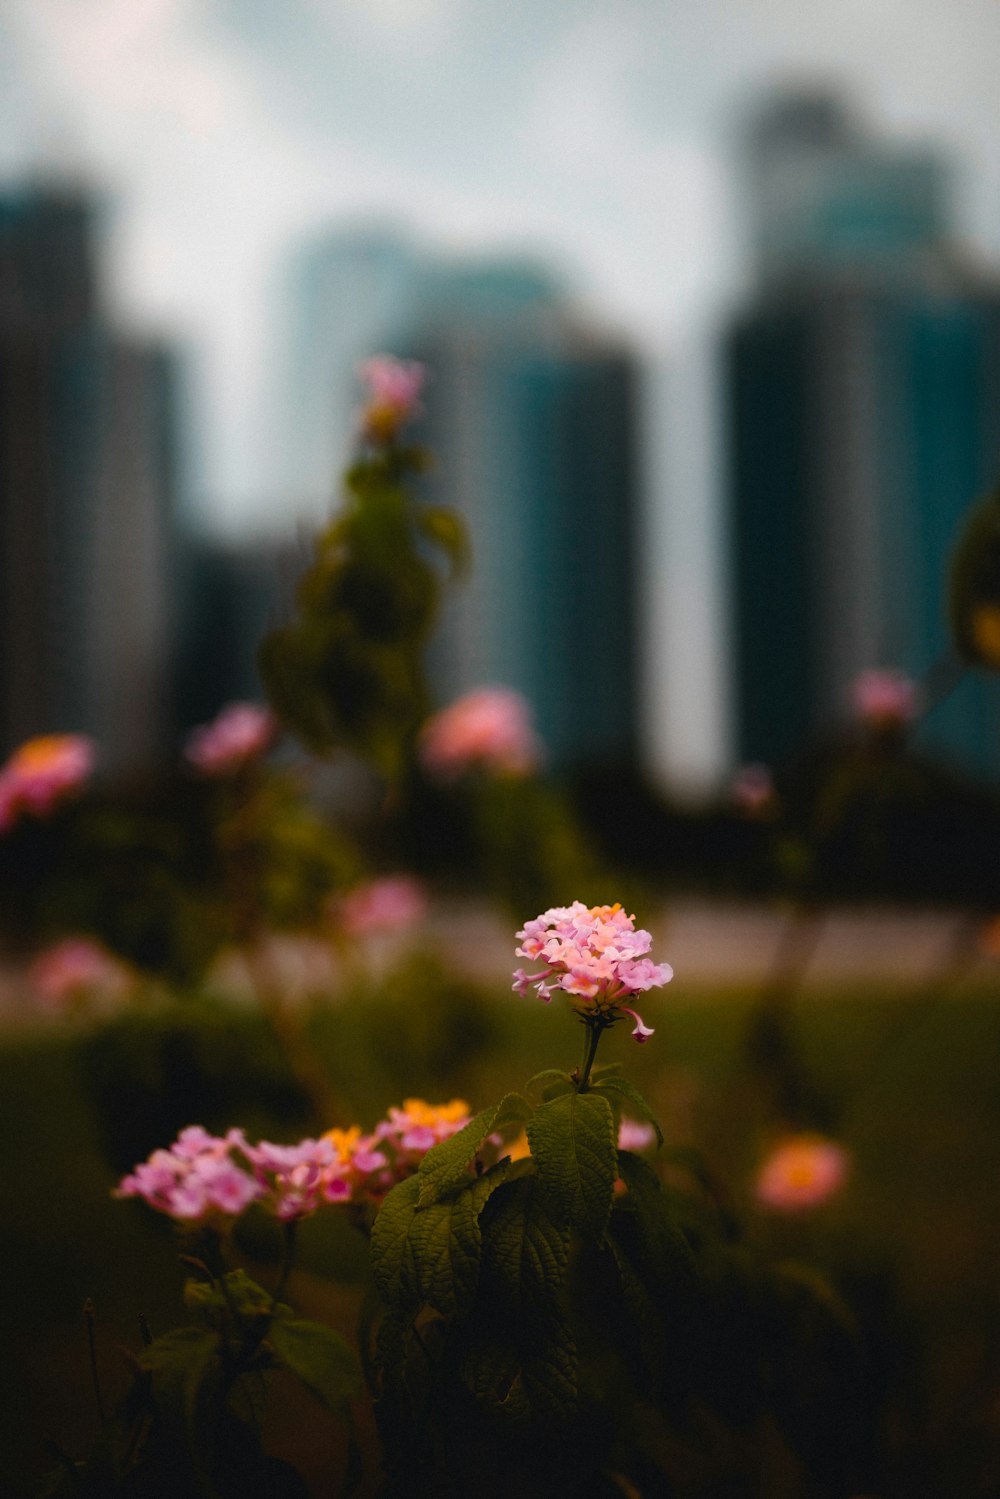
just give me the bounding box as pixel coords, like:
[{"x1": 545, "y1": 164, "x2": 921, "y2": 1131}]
[
  {"x1": 39, "y1": 1265, "x2": 359, "y2": 1499},
  {"x1": 258, "y1": 445, "x2": 465, "y2": 782}
]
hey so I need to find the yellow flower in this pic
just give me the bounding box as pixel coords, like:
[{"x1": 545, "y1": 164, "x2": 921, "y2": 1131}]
[{"x1": 400, "y1": 1098, "x2": 470, "y2": 1128}]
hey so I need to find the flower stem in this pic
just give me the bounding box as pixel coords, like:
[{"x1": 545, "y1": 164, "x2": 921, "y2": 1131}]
[
  {"x1": 577, "y1": 1021, "x2": 603, "y2": 1093},
  {"x1": 273, "y1": 1220, "x2": 298, "y2": 1310}
]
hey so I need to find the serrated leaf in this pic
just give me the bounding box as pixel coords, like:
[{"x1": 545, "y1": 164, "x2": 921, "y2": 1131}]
[
  {"x1": 526, "y1": 1090, "x2": 616, "y2": 1239},
  {"x1": 591, "y1": 1075, "x2": 664, "y2": 1146},
  {"x1": 526, "y1": 1068, "x2": 572, "y2": 1093},
  {"x1": 612, "y1": 1151, "x2": 697, "y2": 1288},
  {"x1": 370, "y1": 1175, "x2": 421, "y2": 1305},
  {"x1": 407, "y1": 1167, "x2": 507, "y2": 1315},
  {"x1": 416, "y1": 1093, "x2": 530, "y2": 1206},
  {"x1": 541, "y1": 1078, "x2": 575, "y2": 1101},
  {"x1": 268, "y1": 1318, "x2": 361, "y2": 1412},
  {"x1": 478, "y1": 1176, "x2": 578, "y2": 1421}
]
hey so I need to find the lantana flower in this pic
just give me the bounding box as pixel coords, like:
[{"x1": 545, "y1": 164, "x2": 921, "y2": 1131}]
[
  {"x1": 116, "y1": 1126, "x2": 264, "y2": 1224},
  {"x1": 323, "y1": 1098, "x2": 472, "y2": 1206},
  {"x1": 0, "y1": 734, "x2": 95, "y2": 832},
  {"x1": 419, "y1": 686, "x2": 542, "y2": 780},
  {"x1": 236, "y1": 1134, "x2": 338, "y2": 1222},
  {"x1": 754, "y1": 1133, "x2": 850, "y2": 1212},
  {"x1": 513, "y1": 901, "x2": 672, "y2": 1043},
  {"x1": 116, "y1": 1100, "x2": 473, "y2": 1226},
  {"x1": 30, "y1": 937, "x2": 134, "y2": 1011},
  {"x1": 184, "y1": 702, "x2": 277, "y2": 776},
  {"x1": 337, "y1": 875, "x2": 427, "y2": 937},
  {"x1": 851, "y1": 670, "x2": 919, "y2": 731},
  {"x1": 359, "y1": 355, "x2": 426, "y2": 443}
]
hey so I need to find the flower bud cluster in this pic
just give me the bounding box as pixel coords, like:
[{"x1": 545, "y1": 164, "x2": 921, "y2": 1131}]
[
  {"x1": 359, "y1": 355, "x2": 426, "y2": 443},
  {"x1": 116, "y1": 1100, "x2": 471, "y2": 1226},
  {"x1": 513, "y1": 902, "x2": 672, "y2": 1043},
  {"x1": 0, "y1": 735, "x2": 95, "y2": 833}
]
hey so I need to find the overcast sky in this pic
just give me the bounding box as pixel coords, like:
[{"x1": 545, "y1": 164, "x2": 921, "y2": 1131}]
[
  {"x1": 3, "y1": 0, "x2": 1000, "y2": 786},
  {"x1": 4, "y1": 0, "x2": 1000, "y2": 518}
]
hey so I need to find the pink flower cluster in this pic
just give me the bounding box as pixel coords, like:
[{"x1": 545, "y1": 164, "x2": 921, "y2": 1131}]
[
  {"x1": 116, "y1": 1126, "x2": 266, "y2": 1223},
  {"x1": 337, "y1": 875, "x2": 428, "y2": 937},
  {"x1": 323, "y1": 1097, "x2": 471, "y2": 1205},
  {"x1": 184, "y1": 703, "x2": 277, "y2": 777},
  {"x1": 30, "y1": 937, "x2": 134, "y2": 1010},
  {"x1": 513, "y1": 902, "x2": 673, "y2": 1043},
  {"x1": 419, "y1": 687, "x2": 542, "y2": 780},
  {"x1": 116, "y1": 1099, "x2": 472, "y2": 1226},
  {"x1": 852, "y1": 669, "x2": 919, "y2": 731},
  {"x1": 359, "y1": 355, "x2": 426, "y2": 442},
  {"x1": 754, "y1": 1133, "x2": 850, "y2": 1212},
  {"x1": 0, "y1": 735, "x2": 95, "y2": 833}
]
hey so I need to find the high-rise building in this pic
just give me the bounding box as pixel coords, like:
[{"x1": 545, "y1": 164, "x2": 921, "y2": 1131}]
[
  {"x1": 727, "y1": 91, "x2": 1000, "y2": 774},
  {"x1": 417, "y1": 312, "x2": 640, "y2": 767},
  {"x1": 277, "y1": 231, "x2": 641, "y2": 768},
  {"x1": 0, "y1": 187, "x2": 180, "y2": 768}
]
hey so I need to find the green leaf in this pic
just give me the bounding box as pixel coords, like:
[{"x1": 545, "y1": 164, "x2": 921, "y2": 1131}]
[
  {"x1": 416, "y1": 1093, "x2": 530, "y2": 1207},
  {"x1": 591, "y1": 1075, "x2": 664, "y2": 1146},
  {"x1": 526, "y1": 1089, "x2": 617, "y2": 1239},
  {"x1": 184, "y1": 1270, "x2": 278, "y2": 1328},
  {"x1": 589, "y1": 1062, "x2": 624, "y2": 1081},
  {"x1": 526, "y1": 1068, "x2": 572, "y2": 1093},
  {"x1": 541, "y1": 1078, "x2": 575, "y2": 1101},
  {"x1": 477, "y1": 1176, "x2": 578, "y2": 1421},
  {"x1": 407, "y1": 1162, "x2": 513, "y2": 1315},
  {"x1": 139, "y1": 1325, "x2": 221, "y2": 1445},
  {"x1": 268, "y1": 1318, "x2": 361, "y2": 1412},
  {"x1": 370, "y1": 1175, "x2": 421, "y2": 1306},
  {"x1": 415, "y1": 505, "x2": 469, "y2": 576},
  {"x1": 612, "y1": 1151, "x2": 697, "y2": 1289}
]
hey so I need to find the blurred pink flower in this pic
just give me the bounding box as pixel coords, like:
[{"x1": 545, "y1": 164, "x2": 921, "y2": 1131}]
[
  {"x1": 30, "y1": 938, "x2": 133, "y2": 1010},
  {"x1": 359, "y1": 354, "x2": 426, "y2": 441},
  {"x1": 184, "y1": 702, "x2": 276, "y2": 776},
  {"x1": 618, "y1": 1117, "x2": 657, "y2": 1152},
  {"x1": 116, "y1": 1127, "x2": 263, "y2": 1224},
  {"x1": 238, "y1": 1134, "x2": 338, "y2": 1222},
  {"x1": 0, "y1": 734, "x2": 95, "y2": 831},
  {"x1": 514, "y1": 901, "x2": 672, "y2": 1043},
  {"x1": 731, "y1": 762, "x2": 775, "y2": 817},
  {"x1": 419, "y1": 686, "x2": 542, "y2": 780},
  {"x1": 338, "y1": 875, "x2": 428, "y2": 937},
  {"x1": 852, "y1": 669, "x2": 919, "y2": 730},
  {"x1": 755, "y1": 1133, "x2": 850, "y2": 1212}
]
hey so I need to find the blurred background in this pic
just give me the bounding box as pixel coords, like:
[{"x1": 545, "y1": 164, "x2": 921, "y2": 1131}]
[
  {"x1": 3, "y1": 0, "x2": 1000, "y2": 794},
  {"x1": 5, "y1": 6, "x2": 1000, "y2": 1495}
]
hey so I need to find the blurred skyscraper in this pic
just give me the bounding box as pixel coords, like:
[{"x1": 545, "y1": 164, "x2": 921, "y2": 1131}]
[
  {"x1": 0, "y1": 187, "x2": 180, "y2": 768},
  {"x1": 727, "y1": 91, "x2": 1000, "y2": 773},
  {"x1": 278, "y1": 231, "x2": 640, "y2": 767}
]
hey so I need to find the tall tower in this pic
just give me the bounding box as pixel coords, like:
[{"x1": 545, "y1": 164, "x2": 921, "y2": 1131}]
[
  {"x1": 410, "y1": 262, "x2": 640, "y2": 768},
  {"x1": 0, "y1": 187, "x2": 180, "y2": 768},
  {"x1": 727, "y1": 91, "x2": 1000, "y2": 773}
]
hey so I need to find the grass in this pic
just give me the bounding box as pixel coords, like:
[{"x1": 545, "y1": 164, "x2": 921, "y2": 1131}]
[{"x1": 4, "y1": 956, "x2": 1000, "y2": 1493}]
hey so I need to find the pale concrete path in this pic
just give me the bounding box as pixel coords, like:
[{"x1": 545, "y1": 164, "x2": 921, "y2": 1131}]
[
  {"x1": 421, "y1": 897, "x2": 994, "y2": 993},
  {"x1": 0, "y1": 900, "x2": 994, "y2": 1026}
]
